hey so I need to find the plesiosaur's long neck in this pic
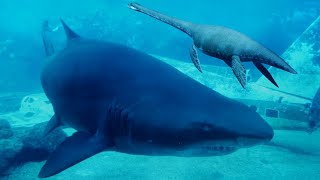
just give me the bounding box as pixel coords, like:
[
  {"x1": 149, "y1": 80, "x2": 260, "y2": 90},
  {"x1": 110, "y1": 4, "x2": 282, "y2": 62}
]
[{"x1": 131, "y1": 3, "x2": 195, "y2": 36}]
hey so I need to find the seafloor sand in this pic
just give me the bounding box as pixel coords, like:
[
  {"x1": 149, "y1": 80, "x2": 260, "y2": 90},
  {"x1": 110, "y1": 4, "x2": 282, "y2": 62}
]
[{"x1": 4, "y1": 130, "x2": 320, "y2": 180}]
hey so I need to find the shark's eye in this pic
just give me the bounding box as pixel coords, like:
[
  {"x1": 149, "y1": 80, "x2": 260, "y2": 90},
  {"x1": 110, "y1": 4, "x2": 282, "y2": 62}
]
[{"x1": 189, "y1": 122, "x2": 213, "y2": 133}]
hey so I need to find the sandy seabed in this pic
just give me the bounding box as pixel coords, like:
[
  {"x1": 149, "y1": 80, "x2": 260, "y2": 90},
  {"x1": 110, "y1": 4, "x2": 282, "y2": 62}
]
[{"x1": 4, "y1": 130, "x2": 320, "y2": 180}]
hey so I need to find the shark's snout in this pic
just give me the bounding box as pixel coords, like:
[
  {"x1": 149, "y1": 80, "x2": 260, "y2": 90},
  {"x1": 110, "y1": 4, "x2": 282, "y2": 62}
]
[
  {"x1": 261, "y1": 123, "x2": 274, "y2": 141},
  {"x1": 238, "y1": 124, "x2": 274, "y2": 147},
  {"x1": 233, "y1": 125, "x2": 273, "y2": 149},
  {"x1": 236, "y1": 114, "x2": 274, "y2": 147},
  {"x1": 219, "y1": 106, "x2": 274, "y2": 147}
]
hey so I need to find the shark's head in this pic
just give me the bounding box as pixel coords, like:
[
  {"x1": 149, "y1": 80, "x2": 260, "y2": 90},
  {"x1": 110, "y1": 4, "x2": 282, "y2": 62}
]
[
  {"x1": 112, "y1": 98, "x2": 274, "y2": 156},
  {"x1": 142, "y1": 102, "x2": 274, "y2": 156},
  {"x1": 162, "y1": 103, "x2": 274, "y2": 156}
]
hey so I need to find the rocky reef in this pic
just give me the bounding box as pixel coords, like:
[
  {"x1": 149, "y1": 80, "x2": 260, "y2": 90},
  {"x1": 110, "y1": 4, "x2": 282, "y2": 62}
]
[{"x1": 0, "y1": 118, "x2": 66, "y2": 177}]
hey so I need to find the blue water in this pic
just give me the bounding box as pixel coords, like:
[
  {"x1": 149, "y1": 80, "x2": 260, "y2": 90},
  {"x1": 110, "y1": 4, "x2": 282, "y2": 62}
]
[
  {"x1": 0, "y1": 0, "x2": 320, "y2": 179},
  {"x1": 0, "y1": 0, "x2": 319, "y2": 92}
]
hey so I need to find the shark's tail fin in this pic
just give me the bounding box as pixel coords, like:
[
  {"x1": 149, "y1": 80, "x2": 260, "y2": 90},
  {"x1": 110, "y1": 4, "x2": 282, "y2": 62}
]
[{"x1": 41, "y1": 20, "x2": 55, "y2": 57}]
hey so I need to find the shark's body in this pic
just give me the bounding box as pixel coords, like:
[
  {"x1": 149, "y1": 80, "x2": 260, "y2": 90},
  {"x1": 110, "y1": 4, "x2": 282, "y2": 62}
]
[
  {"x1": 38, "y1": 20, "x2": 273, "y2": 178},
  {"x1": 128, "y1": 3, "x2": 297, "y2": 88}
]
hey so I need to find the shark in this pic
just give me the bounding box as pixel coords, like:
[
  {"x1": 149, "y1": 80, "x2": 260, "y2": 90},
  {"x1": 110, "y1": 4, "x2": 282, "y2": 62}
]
[{"x1": 38, "y1": 19, "x2": 274, "y2": 178}]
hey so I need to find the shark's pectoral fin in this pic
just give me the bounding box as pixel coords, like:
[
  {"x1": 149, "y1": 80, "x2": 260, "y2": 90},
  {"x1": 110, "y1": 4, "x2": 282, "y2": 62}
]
[
  {"x1": 38, "y1": 131, "x2": 107, "y2": 178},
  {"x1": 189, "y1": 43, "x2": 202, "y2": 73},
  {"x1": 253, "y1": 62, "x2": 279, "y2": 88},
  {"x1": 43, "y1": 115, "x2": 61, "y2": 136},
  {"x1": 226, "y1": 55, "x2": 246, "y2": 88}
]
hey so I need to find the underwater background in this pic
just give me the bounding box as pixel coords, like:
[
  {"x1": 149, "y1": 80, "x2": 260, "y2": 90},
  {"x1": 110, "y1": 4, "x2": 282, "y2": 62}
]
[
  {"x1": 0, "y1": 0, "x2": 320, "y2": 92},
  {"x1": 0, "y1": 0, "x2": 320, "y2": 179}
]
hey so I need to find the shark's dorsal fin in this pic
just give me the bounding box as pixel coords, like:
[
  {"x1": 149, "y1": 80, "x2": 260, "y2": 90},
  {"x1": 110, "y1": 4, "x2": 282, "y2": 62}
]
[{"x1": 60, "y1": 19, "x2": 80, "y2": 42}]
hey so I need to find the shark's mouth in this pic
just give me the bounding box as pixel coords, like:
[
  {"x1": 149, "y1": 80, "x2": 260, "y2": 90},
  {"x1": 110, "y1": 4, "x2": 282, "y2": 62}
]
[
  {"x1": 173, "y1": 140, "x2": 240, "y2": 157},
  {"x1": 201, "y1": 145, "x2": 237, "y2": 153},
  {"x1": 176, "y1": 137, "x2": 266, "y2": 157},
  {"x1": 176, "y1": 145, "x2": 238, "y2": 157}
]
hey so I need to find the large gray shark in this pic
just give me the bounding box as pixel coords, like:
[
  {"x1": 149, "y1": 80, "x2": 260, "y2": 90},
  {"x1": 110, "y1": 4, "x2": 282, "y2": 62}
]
[
  {"x1": 128, "y1": 2, "x2": 297, "y2": 88},
  {"x1": 38, "y1": 20, "x2": 274, "y2": 178}
]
